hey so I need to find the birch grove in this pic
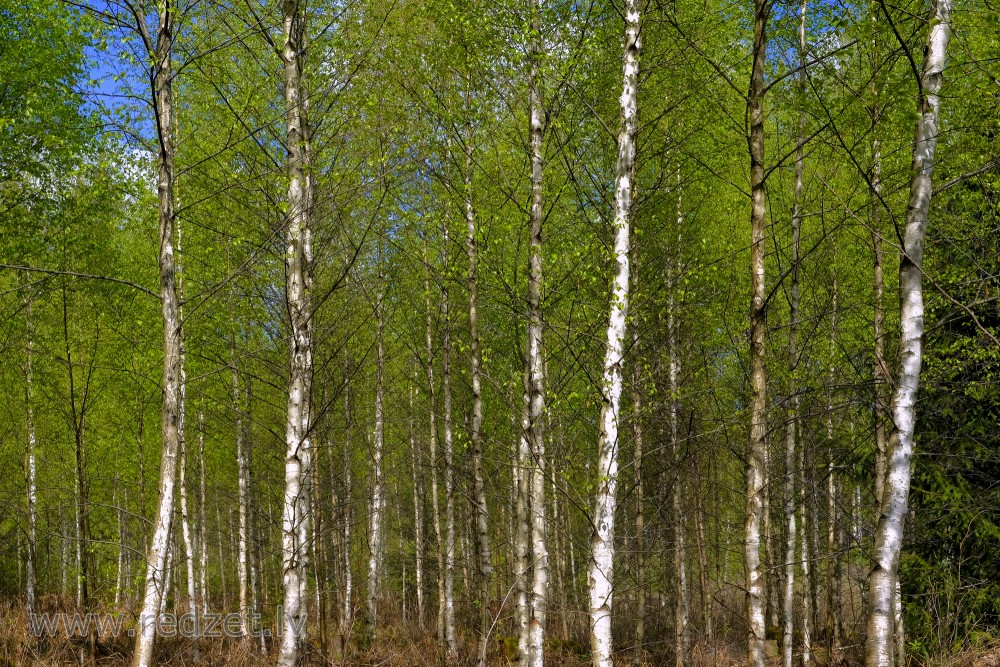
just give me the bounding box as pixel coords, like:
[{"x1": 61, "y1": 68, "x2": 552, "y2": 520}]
[{"x1": 1, "y1": 0, "x2": 996, "y2": 666}]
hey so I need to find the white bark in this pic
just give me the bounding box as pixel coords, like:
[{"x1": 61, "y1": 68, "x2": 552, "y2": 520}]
[
  {"x1": 440, "y1": 231, "x2": 458, "y2": 659},
  {"x1": 116, "y1": 486, "x2": 125, "y2": 607},
  {"x1": 177, "y1": 226, "x2": 199, "y2": 661},
  {"x1": 632, "y1": 317, "x2": 646, "y2": 666},
  {"x1": 409, "y1": 377, "x2": 426, "y2": 629},
  {"x1": 516, "y1": 378, "x2": 531, "y2": 663},
  {"x1": 800, "y1": 445, "x2": 812, "y2": 667},
  {"x1": 161, "y1": 538, "x2": 174, "y2": 616},
  {"x1": 783, "y1": 6, "x2": 805, "y2": 665},
  {"x1": 744, "y1": 0, "x2": 769, "y2": 662},
  {"x1": 179, "y1": 400, "x2": 199, "y2": 662},
  {"x1": 827, "y1": 286, "x2": 841, "y2": 656},
  {"x1": 423, "y1": 232, "x2": 447, "y2": 655},
  {"x1": 198, "y1": 410, "x2": 208, "y2": 606},
  {"x1": 23, "y1": 297, "x2": 38, "y2": 619},
  {"x1": 342, "y1": 355, "x2": 354, "y2": 636},
  {"x1": 523, "y1": 0, "x2": 549, "y2": 662},
  {"x1": 866, "y1": 1, "x2": 952, "y2": 663},
  {"x1": 671, "y1": 166, "x2": 690, "y2": 667},
  {"x1": 367, "y1": 277, "x2": 386, "y2": 633},
  {"x1": 233, "y1": 335, "x2": 250, "y2": 637},
  {"x1": 277, "y1": 0, "x2": 315, "y2": 660},
  {"x1": 465, "y1": 121, "x2": 493, "y2": 667},
  {"x1": 587, "y1": 5, "x2": 640, "y2": 666},
  {"x1": 132, "y1": 4, "x2": 181, "y2": 664}
]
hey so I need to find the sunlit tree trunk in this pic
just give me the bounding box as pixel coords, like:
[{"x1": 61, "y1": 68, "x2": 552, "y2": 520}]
[
  {"x1": 232, "y1": 333, "x2": 251, "y2": 637},
  {"x1": 313, "y1": 415, "x2": 328, "y2": 656},
  {"x1": 423, "y1": 233, "x2": 447, "y2": 658},
  {"x1": 800, "y1": 445, "x2": 813, "y2": 667},
  {"x1": 587, "y1": 5, "x2": 639, "y2": 664},
  {"x1": 523, "y1": 0, "x2": 549, "y2": 661},
  {"x1": 409, "y1": 376, "x2": 426, "y2": 630},
  {"x1": 744, "y1": 0, "x2": 772, "y2": 663},
  {"x1": 694, "y1": 455, "x2": 712, "y2": 644},
  {"x1": 515, "y1": 379, "x2": 531, "y2": 663},
  {"x1": 63, "y1": 284, "x2": 96, "y2": 666},
  {"x1": 671, "y1": 166, "x2": 690, "y2": 667},
  {"x1": 176, "y1": 221, "x2": 199, "y2": 663},
  {"x1": 198, "y1": 410, "x2": 208, "y2": 606},
  {"x1": 367, "y1": 272, "x2": 386, "y2": 636},
  {"x1": 464, "y1": 119, "x2": 493, "y2": 667},
  {"x1": 440, "y1": 228, "x2": 458, "y2": 659},
  {"x1": 23, "y1": 295, "x2": 38, "y2": 621},
  {"x1": 783, "y1": 5, "x2": 805, "y2": 665},
  {"x1": 116, "y1": 486, "x2": 126, "y2": 607},
  {"x1": 342, "y1": 352, "x2": 354, "y2": 638},
  {"x1": 826, "y1": 284, "x2": 841, "y2": 659},
  {"x1": 866, "y1": 0, "x2": 952, "y2": 663},
  {"x1": 131, "y1": 3, "x2": 181, "y2": 664},
  {"x1": 179, "y1": 398, "x2": 199, "y2": 662},
  {"x1": 632, "y1": 309, "x2": 646, "y2": 666},
  {"x1": 277, "y1": 0, "x2": 315, "y2": 660}
]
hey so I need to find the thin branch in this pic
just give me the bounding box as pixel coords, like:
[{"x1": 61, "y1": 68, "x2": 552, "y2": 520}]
[{"x1": 0, "y1": 265, "x2": 160, "y2": 299}]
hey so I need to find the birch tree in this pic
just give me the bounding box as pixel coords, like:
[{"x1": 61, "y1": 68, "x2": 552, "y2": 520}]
[
  {"x1": 587, "y1": 1, "x2": 641, "y2": 664},
  {"x1": 131, "y1": 1, "x2": 182, "y2": 663},
  {"x1": 744, "y1": 0, "x2": 772, "y2": 663},
  {"x1": 464, "y1": 119, "x2": 493, "y2": 667},
  {"x1": 23, "y1": 295, "x2": 38, "y2": 622},
  {"x1": 520, "y1": 0, "x2": 550, "y2": 661},
  {"x1": 277, "y1": 0, "x2": 316, "y2": 661},
  {"x1": 367, "y1": 268, "x2": 386, "y2": 636},
  {"x1": 783, "y1": 4, "x2": 806, "y2": 666},
  {"x1": 866, "y1": 0, "x2": 953, "y2": 664},
  {"x1": 440, "y1": 225, "x2": 458, "y2": 658}
]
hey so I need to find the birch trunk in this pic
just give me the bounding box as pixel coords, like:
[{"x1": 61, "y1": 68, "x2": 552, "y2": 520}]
[
  {"x1": 826, "y1": 284, "x2": 840, "y2": 656},
  {"x1": 871, "y1": 105, "x2": 888, "y2": 525},
  {"x1": 198, "y1": 410, "x2": 208, "y2": 606},
  {"x1": 423, "y1": 230, "x2": 448, "y2": 657},
  {"x1": 63, "y1": 282, "x2": 95, "y2": 666},
  {"x1": 587, "y1": 5, "x2": 639, "y2": 663},
  {"x1": 342, "y1": 354, "x2": 354, "y2": 636},
  {"x1": 161, "y1": 537, "x2": 174, "y2": 616},
  {"x1": 116, "y1": 486, "x2": 125, "y2": 607},
  {"x1": 866, "y1": 1, "x2": 952, "y2": 663},
  {"x1": 179, "y1": 404, "x2": 199, "y2": 662},
  {"x1": 671, "y1": 167, "x2": 690, "y2": 667},
  {"x1": 695, "y1": 456, "x2": 712, "y2": 643},
  {"x1": 218, "y1": 506, "x2": 228, "y2": 609},
  {"x1": 800, "y1": 444, "x2": 812, "y2": 667},
  {"x1": 783, "y1": 6, "x2": 805, "y2": 665},
  {"x1": 132, "y1": 4, "x2": 181, "y2": 663},
  {"x1": 524, "y1": 0, "x2": 549, "y2": 661},
  {"x1": 176, "y1": 224, "x2": 199, "y2": 662},
  {"x1": 551, "y1": 453, "x2": 569, "y2": 641},
  {"x1": 23, "y1": 296, "x2": 38, "y2": 620},
  {"x1": 633, "y1": 332, "x2": 646, "y2": 666},
  {"x1": 233, "y1": 334, "x2": 251, "y2": 636},
  {"x1": 368, "y1": 276, "x2": 386, "y2": 634},
  {"x1": 277, "y1": 0, "x2": 315, "y2": 659},
  {"x1": 440, "y1": 231, "x2": 458, "y2": 659},
  {"x1": 465, "y1": 120, "x2": 493, "y2": 667},
  {"x1": 745, "y1": 0, "x2": 771, "y2": 662},
  {"x1": 516, "y1": 377, "x2": 532, "y2": 663},
  {"x1": 409, "y1": 378, "x2": 426, "y2": 630}
]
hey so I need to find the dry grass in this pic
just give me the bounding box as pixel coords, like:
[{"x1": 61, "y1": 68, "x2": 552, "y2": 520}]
[{"x1": 0, "y1": 596, "x2": 948, "y2": 667}]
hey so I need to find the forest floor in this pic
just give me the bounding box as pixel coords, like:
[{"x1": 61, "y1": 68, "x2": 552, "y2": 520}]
[{"x1": 2, "y1": 598, "x2": 998, "y2": 667}]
